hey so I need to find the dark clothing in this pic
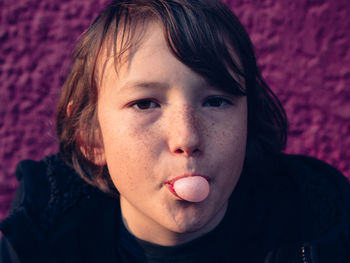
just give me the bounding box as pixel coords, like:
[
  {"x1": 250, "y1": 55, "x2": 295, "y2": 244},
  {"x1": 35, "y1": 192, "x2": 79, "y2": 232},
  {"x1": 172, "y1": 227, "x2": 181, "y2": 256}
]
[{"x1": 1, "y1": 153, "x2": 350, "y2": 262}]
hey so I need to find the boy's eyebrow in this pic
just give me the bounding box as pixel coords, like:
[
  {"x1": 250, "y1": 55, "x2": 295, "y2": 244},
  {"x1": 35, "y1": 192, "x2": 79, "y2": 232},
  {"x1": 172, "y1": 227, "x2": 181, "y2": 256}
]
[
  {"x1": 120, "y1": 77, "x2": 215, "y2": 92},
  {"x1": 120, "y1": 81, "x2": 170, "y2": 91}
]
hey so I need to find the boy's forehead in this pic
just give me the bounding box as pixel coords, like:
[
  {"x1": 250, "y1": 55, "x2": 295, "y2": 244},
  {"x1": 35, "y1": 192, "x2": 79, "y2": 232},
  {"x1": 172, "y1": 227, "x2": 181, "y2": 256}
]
[
  {"x1": 97, "y1": 20, "x2": 162, "y2": 82},
  {"x1": 98, "y1": 22, "x2": 191, "y2": 88},
  {"x1": 97, "y1": 18, "x2": 245, "y2": 91}
]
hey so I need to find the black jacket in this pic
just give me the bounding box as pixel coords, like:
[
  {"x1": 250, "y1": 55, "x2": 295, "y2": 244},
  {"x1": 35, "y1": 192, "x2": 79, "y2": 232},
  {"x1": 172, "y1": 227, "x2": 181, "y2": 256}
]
[{"x1": 1, "y1": 153, "x2": 350, "y2": 262}]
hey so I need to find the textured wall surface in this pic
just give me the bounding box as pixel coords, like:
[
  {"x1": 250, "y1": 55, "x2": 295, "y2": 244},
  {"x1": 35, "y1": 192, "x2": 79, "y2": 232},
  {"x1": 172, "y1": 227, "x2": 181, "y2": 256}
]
[{"x1": 0, "y1": 0, "x2": 349, "y2": 222}]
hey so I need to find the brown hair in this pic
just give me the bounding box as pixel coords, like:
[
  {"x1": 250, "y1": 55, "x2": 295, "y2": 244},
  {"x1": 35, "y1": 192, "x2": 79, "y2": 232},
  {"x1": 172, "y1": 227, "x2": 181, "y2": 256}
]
[{"x1": 56, "y1": 0, "x2": 287, "y2": 195}]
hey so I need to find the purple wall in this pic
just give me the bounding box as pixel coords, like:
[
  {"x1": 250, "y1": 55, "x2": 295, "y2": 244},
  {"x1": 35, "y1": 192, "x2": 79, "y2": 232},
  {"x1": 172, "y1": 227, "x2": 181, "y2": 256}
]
[{"x1": 0, "y1": 0, "x2": 349, "y2": 221}]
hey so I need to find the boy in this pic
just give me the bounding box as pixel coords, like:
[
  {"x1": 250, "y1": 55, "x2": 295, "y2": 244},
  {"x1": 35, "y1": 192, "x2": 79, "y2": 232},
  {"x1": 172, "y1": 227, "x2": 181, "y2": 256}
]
[{"x1": 1, "y1": 0, "x2": 349, "y2": 262}]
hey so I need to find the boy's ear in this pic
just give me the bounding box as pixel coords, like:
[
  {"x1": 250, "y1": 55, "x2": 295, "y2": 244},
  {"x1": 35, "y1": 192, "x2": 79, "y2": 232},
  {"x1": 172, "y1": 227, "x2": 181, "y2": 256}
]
[
  {"x1": 67, "y1": 101, "x2": 73, "y2": 117},
  {"x1": 87, "y1": 146, "x2": 107, "y2": 166},
  {"x1": 79, "y1": 133, "x2": 107, "y2": 166},
  {"x1": 67, "y1": 101, "x2": 107, "y2": 166}
]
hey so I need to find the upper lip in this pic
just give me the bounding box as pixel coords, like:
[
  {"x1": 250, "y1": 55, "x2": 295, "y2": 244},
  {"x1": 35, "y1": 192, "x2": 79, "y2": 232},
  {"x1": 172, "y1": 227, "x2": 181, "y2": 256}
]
[{"x1": 164, "y1": 174, "x2": 210, "y2": 185}]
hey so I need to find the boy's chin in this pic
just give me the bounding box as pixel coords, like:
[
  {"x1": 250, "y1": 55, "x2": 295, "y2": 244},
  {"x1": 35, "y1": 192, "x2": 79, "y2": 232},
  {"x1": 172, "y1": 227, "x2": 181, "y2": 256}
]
[{"x1": 164, "y1": 199, "x2": 228, "y2": 236}]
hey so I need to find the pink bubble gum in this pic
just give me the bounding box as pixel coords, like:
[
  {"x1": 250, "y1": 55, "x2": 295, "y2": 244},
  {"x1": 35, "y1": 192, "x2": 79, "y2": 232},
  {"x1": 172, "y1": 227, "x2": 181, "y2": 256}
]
[{"x1": 172, "y1": 176, "x2": 210, "y2": 202}]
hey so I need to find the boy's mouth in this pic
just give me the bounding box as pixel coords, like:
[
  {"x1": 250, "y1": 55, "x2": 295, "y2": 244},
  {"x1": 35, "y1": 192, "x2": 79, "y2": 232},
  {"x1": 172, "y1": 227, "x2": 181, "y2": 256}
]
[{"x1": 164, "y1": 174, "x2": 210, "y2": 202}]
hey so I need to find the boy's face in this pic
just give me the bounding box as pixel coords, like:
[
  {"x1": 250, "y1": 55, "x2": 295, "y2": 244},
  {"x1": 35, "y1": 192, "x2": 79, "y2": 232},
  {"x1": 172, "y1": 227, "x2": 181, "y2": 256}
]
[{"x1": 97, "y1": 22, "x2": 247, "y2": 246}]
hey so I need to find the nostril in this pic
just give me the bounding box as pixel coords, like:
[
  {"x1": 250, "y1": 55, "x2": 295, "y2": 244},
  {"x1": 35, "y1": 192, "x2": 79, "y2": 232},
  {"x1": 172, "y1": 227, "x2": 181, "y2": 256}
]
[{"x1": 174, "y1": 148, "x2": 199, "y2": 155}]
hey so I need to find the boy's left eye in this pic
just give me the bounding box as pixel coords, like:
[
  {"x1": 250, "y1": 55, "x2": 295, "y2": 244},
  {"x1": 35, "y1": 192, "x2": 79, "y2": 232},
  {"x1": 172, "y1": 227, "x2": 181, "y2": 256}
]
[
  {"x1": 130, "y1": 99, "x2": 160, "y2": 110},
  {"x1": 203, "y1": 97, "x2": 232, "y2": 107}
]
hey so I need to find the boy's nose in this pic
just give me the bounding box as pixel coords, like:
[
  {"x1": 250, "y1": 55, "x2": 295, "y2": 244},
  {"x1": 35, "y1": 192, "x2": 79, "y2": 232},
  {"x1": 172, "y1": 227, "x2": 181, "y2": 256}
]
[{"x1": 166, "y1": 106, "x2": 202, "y2": 157}]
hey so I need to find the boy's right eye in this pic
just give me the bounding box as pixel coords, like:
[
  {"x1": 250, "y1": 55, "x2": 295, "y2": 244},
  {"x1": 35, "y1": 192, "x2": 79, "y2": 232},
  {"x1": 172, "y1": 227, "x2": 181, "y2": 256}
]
[{"x1": 130, "y1": 99, "x2": 160, "y2": 110}]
